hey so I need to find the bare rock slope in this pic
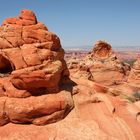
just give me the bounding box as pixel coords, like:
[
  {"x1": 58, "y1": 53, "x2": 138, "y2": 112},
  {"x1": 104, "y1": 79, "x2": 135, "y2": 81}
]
[{"x1": 0, "y1": 83, "x2": 140, "y2": 140}]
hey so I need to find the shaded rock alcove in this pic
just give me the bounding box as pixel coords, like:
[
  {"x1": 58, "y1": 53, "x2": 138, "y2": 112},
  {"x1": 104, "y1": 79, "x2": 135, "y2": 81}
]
[{"x1": 0, "y1": 54, "x2": 14, "y2": 74}]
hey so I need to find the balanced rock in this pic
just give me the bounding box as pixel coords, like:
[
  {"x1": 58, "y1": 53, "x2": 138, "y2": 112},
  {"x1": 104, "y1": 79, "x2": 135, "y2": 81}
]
[{"x1": 0, "y1": 9, "x2": 73, "y2": 126}]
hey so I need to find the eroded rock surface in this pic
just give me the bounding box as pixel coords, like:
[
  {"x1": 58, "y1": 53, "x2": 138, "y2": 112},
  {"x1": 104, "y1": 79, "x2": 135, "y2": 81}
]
[
  {"x1": 0, "y1": 81, "x2": 140, "y2": 140},
  {"x1": 0, "y1": 9, "x2": 73, "y2": 126}
]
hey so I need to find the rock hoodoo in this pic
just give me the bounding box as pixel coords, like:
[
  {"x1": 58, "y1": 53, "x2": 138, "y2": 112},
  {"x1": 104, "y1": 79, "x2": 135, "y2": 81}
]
[
  {"x1": 68, "y1": 40, "x2": 130, "y2": 86},
  {"x1": 89, "y1": 40, "x2": 130, "y2": 85},
  {"x1": 0, "y1": 9, "x2": 73, "y2": 126}
]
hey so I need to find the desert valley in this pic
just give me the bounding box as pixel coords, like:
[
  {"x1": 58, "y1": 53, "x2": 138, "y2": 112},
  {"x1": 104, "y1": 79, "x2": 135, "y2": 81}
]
[{"x1": 0, "y1": 9, "x2": 140, "y2": 140}]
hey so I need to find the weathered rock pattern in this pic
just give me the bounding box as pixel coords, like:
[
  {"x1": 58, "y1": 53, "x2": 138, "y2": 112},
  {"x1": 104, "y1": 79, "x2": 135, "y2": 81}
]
[
  {"x1": 0, "y1": 81, "x2": 140, "y2": 140},
  {"x1": 0, "y1": 9, "x2": 73, "y2": 126},
  {"x1": 68, "y1": 41, "x2": 130, "y2": 86},
  {"x1": 67, "y1": 57, "x2": 94, "y2": 81}
]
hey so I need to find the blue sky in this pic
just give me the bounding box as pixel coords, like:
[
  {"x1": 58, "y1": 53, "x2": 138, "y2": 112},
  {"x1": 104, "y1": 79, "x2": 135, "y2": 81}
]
[{"x1": 0, "y1": 0, "x2": 140, "y2": 48}]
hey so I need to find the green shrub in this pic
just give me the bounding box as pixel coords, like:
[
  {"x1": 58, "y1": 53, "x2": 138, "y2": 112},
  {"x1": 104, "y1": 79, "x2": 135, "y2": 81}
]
[{"x1": 124, "y1": 60, "x2": 136, "y2": 66}]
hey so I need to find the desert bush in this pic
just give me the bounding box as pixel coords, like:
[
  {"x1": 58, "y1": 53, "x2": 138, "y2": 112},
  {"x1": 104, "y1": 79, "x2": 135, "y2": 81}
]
[
  {"x1": 124, "y1": 59, "x2": 136, "y2": 66},
  {"x1": 133, "y1": 92, "x2": 140, "y2": 100}
]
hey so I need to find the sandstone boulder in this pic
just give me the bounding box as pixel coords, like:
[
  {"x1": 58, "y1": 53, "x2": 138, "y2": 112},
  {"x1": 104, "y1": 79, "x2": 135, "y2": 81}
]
[{"x1": 0, "y1": 91, "x2": 73, "y2": 126}]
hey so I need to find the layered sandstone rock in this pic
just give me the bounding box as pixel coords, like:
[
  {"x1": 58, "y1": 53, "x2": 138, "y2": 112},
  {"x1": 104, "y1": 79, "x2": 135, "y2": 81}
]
[
  {"x1": 127, "y1": 58, "x2": 140, "y2": 88},
  {"x1": 0, "y1": 9, "x2": 73, "y2": 126},
  {"x1": 68, "y1": 41, "x2": 130, "y2": 86},
  {"x1": 89, "y1": 41, "x2": 130, "y2": 85}
]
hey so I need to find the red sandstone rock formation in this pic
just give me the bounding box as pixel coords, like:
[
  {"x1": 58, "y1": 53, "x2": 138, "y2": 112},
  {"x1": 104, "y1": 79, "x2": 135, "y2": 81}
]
[
  {"x1": 92, "y1": 40, "x2": 114, "y2": 60},
  {"x1": 68, "y1": 41, "x2": 130, "y2": 86},
  {"x1": 0, "y1": 10, "x2": 140, "y2": 140},
  {"x1": 0, "y1": 9, "x2": 73, "y2": 126},
  {"x1": 89, "y1": 41, "x2": 131, "y2": 85}
]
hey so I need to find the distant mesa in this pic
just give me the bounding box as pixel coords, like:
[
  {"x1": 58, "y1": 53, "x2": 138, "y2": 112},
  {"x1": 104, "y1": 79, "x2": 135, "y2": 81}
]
[{"x1": 0, "y1": 9, "x2": 73, "y2": 126}]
